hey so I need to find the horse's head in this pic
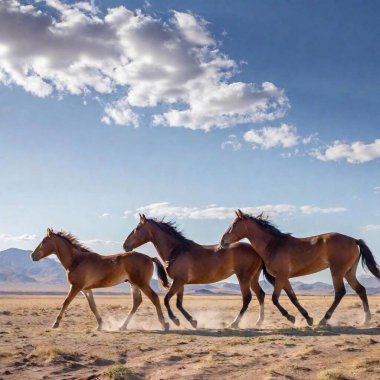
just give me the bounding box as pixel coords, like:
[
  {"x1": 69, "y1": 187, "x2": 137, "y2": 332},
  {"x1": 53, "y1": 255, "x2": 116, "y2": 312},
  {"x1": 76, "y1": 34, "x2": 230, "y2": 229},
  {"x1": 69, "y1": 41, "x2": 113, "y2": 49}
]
[
  {"x1": 31, "y1": 228, "x2": 56, "y2": 261},
  {"x1": 123, "y1": 214, "x2": 151, "y2": 252},
  {"x1": 220, "y1": 209, "x2": 249, "y2": 247}
]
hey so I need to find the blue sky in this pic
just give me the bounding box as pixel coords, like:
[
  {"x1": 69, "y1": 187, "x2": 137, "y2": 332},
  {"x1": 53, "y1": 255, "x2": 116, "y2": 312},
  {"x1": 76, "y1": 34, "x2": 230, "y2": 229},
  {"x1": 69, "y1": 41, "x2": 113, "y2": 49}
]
[{"x1": 0, "y1": 1, "x2": 379, "y2": 283}]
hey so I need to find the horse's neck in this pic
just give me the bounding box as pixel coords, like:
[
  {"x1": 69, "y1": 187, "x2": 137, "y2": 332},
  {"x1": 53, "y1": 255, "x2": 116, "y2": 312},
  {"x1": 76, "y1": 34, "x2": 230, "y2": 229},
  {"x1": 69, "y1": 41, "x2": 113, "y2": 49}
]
[
  {"x1": 247, "y1": 222, "x2": 274, "y2": 261},
  {"x1": 55, "y1": 238, "x2": 80, "y2": 271},
  {"x1": 150, "y1": 228, "x2": 184, "y2": 262}
]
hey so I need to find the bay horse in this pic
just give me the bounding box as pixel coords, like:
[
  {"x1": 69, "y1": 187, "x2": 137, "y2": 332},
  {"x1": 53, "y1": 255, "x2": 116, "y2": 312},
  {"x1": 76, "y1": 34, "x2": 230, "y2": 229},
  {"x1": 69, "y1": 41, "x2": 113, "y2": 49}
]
[
  {"x1": 221, "y1": 210, "x2": 380, "y2": 326},
  {"x1": 123, "y1": 214, "x2": 266, "y2": 329},
  {"x1": 31, "y1": 228, "x2": 170, "y2": 331}
]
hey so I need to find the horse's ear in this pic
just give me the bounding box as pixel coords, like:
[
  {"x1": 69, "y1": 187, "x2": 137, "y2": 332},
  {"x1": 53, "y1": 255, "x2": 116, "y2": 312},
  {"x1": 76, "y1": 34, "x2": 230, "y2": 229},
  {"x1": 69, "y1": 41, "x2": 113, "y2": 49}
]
[
  {"x1": 47, "y1": 228, "x2": 52, "y2": 237},
  {"x1": 141, "y1": 214, "x2": 147, "y2": 223},
  {"x1": 235, "y1": 210, "x2": 240, "y2": 218},
  {"x1": 236, "y1": 209, "x2": 244, "y2": 219}
]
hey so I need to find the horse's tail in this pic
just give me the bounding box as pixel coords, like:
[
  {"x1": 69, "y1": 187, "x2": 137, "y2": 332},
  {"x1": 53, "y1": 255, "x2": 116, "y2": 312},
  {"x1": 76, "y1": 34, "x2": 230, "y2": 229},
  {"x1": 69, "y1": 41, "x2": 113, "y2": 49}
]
[
  {"x1": 262, "y1": 263, "x2": 276, "y2": 286},
  {"x1": 356, "y1": 239, "x2": 380, "y2": 279},
  {"x1": 151, "y1": 257, "x2": 171, "y2": 289}
]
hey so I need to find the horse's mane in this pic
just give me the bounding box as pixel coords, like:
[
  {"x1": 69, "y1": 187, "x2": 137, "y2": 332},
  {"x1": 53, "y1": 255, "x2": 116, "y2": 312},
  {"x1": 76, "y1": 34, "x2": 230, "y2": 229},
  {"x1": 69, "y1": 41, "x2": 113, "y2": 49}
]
[
  {"x1": 148, "y1": 218, "x2": 193, "y2": 250},
  {"x1": 248, "y1": 213, "x2": 291, "y2": 238},
  {"x1": 55, "y1": 231, "x2": 93, "y2": 253}
]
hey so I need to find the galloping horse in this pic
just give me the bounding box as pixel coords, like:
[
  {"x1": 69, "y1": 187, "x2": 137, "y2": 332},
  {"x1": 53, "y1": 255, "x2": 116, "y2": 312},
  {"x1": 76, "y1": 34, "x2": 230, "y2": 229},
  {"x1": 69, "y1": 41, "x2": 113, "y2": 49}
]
[
  {"x1": 221, "y1": 210, "x2": 380, "y2": 326},
  {"x1": 123, "y1": 214, "x2": 265, "y2": 329},
  {"x1": 31, "y1": 229, "x2": 170, "y2": 331}
]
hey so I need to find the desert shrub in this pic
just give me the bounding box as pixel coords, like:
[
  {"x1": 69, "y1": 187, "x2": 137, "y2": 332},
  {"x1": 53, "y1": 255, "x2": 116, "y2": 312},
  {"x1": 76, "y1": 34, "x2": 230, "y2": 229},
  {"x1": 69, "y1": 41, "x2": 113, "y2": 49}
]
[
  {"x1": 103, "y1": 364, "x2": 140, "y2": 380},
  {"x1": 317, "y1": 369, "x2": 351, "y2": 380}
]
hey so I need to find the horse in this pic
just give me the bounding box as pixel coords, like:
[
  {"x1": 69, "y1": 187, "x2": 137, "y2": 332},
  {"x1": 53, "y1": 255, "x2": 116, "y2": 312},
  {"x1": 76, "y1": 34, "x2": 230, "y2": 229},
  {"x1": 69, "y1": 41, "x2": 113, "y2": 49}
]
[
  {"x1": 31, "y1": 228, "x2": 170, "y2": 331},
  {"x1": 123, "y1": 214, "x2": 266, "y2": 329},
  {"x1": 220, "y1": 210, "x2": 380, "y2": 326}
]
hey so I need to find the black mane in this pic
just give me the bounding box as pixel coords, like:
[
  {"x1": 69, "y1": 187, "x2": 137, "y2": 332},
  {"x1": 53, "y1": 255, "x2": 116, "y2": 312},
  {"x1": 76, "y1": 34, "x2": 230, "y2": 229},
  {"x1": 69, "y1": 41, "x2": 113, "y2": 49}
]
[
  {"x1": 248, "y1": 213, "x2": 291, "y2": 238},
  {"x1": 55, "y1": 231, "x2": 93, "y2": 253},
  {"x1": 149, "y1": 218, "x2": 193, "y2": 249}
]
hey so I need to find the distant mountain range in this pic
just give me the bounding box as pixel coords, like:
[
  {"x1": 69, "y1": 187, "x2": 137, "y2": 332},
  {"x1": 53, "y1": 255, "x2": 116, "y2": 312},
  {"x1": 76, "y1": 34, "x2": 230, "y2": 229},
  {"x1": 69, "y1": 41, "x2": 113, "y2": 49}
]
[{"x1": 1, "y1": 248, "x2": 380, "y2": 295}]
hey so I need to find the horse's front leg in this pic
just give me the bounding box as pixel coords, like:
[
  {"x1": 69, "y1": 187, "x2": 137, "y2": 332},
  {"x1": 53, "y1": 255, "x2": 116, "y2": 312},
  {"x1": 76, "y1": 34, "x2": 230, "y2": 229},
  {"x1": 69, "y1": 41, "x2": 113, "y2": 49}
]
[
  {"x1": 272, "y1": 278, "x2": 296, "y2": 324},
  {"x1": 229, "y1": 278, "x2": 252, "y2": 329},
  {"x1": 164, "y1": 279, "x2": 184, "y2": 327},
  {"x1": 52, "y1": 285, "x2": 81, "y2": 328},
  {"x1": 176, "y1": 287, "x2": 197, "y2": 328}
]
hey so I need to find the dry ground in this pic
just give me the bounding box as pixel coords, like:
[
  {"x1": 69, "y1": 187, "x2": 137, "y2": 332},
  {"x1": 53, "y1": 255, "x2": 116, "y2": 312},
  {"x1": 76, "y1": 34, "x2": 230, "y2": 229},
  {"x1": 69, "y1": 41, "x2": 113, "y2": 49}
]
[{"x1": 1, "y1": 294, "x2": 380, "y2": 379}]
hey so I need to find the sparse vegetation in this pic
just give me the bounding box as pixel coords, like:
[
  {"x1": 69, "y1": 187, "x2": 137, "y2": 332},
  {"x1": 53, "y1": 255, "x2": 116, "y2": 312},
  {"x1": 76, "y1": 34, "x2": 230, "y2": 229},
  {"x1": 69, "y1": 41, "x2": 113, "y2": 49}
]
[
  {"x1": 103, "y1": 364, "x2": 140, "y2": 380},
  {"x1": 317, "y1": 369, "x2": 351, "y2": 380}
]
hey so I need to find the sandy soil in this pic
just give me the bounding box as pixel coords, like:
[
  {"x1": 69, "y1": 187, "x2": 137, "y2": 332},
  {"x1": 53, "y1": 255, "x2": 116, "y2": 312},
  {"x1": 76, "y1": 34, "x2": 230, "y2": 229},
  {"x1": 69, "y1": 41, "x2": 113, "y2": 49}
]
[{"x1": 1, "y1": 294, "x2": 380, "y2": 379}]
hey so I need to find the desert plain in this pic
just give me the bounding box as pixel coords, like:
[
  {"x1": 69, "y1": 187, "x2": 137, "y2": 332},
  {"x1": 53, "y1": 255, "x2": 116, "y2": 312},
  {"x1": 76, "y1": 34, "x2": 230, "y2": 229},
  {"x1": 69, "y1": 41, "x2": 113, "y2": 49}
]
[{"x1": 1, "y1": 294, "x2": 380, "y2": 380}]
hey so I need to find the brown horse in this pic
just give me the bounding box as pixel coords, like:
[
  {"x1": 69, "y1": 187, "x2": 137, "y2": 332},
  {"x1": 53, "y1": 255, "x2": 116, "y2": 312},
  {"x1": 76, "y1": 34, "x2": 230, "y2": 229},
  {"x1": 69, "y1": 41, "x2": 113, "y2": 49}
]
[
  {"x1": 31, "y1": 228, "x2": 170, "y2": 331},
  {"x1": 221, "y1": 210, "x2": 380, "y2": 326},
  {"x1": 123, "y1": 214, "x2": 265, "y2": 329}
]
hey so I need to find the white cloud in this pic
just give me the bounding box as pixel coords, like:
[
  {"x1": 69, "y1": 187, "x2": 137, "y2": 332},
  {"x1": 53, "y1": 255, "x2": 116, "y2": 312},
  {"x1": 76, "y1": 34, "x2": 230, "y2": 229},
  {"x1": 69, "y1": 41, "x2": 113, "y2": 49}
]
[
  {"x1": 81, "y1": 239, "x2": 121, "y2": 246},
  {"x1": 0, "y1": 233, "x2": 37, "y2": 241},
  {"x1": 136, "y1": 202, "x2": 347, "y2": 220},
  {"x1": 100, "y1": 213, "x2": 110, "y2": 217},
  {"x1": 0, "y1": 1, "x2": 289, "y2": 130},
  {"x1": 122, "y1": 210, "x2": 132, "y2": 219},
  {"x1": 244, "y1": 124, "x2": 299, "y2": 149},
  {"x1": 374, "y1": 186, "x2": 380, "y2": 195},
  {"x1": 311, "y1": 139, "x2": 380, "y2": 164},
  {"x1": 221, "y1": 134, "x2": 242, "y2": 151},
  {"x1": 299, "y1": 206, "x2": 347, "y2": 215},
  {"x1": 362, "y1": 224, "x2": 380, "y2": 231}
]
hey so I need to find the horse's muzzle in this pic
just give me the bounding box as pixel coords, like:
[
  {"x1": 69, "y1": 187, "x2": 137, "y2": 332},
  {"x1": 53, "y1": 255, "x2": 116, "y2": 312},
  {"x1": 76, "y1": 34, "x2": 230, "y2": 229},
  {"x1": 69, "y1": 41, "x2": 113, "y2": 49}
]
[
  {"x1": 31, "y1": 252, "x2": 41, "y2": 261},
  {"x1": 123, "y1": 242, "x2": 132, "y2": 252}
]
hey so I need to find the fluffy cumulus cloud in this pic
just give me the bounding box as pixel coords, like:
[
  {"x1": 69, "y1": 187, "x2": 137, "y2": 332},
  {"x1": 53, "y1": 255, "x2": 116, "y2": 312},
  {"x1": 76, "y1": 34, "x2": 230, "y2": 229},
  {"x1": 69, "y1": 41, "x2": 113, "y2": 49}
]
[
  {"x1": 362, "y1": 224, "x2": 380, "y2": 232},
  {"x1": 311, "y1": 139, "x2": 380, "y2": 164},
  {"x1": 221, "y1": 134, "x2": 242, "y2": 151},
  {"x1": 0, "y1": 1, "x2": 289, "y2": 130},
  {"x1": 374, "y1": 187, "x2": 380, "y2": 195},
  {"x1": 243, "y1": 124, "x2": 299, "y2": 149},
  {"x1": 0, "y1": 233, "x2": 37, "y2": 241},
  {"x1": 81, "y1": 239, "x2": 121, "y2": 246},
  {"x1": 135, "y1": 202, "x2": 346, "y2": 220}
]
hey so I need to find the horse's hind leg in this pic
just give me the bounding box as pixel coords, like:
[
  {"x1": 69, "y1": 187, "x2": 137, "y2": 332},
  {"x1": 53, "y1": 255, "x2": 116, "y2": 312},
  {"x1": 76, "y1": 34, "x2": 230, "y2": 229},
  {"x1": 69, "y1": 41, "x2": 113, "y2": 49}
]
[
  {"x1": 345, "y1": 261, "x2": 371, "y2": 325},
  {"x1": 119, "y1": 285, "x2": 142, "y2": 331},
  {"x1": 82, "y1": 290, "x2": 103, "y2": 330},
  {"x1": 229, "y1": 278, "x2": 252, "y2": 329},
  {"x1": 250, "y1": 271, "x2": 265, "y2": 326},
  {"x1": 319, "y1": 272, "x2": 346, "y2": 326},
  {"x1": 283, "y1": 281, "x2": 313, "y2": 326},
  {"x1": 141, "y1": 285, "x2": 169, "y2": 331},
  {"x1": 272, "y1": 278, "x2": 296, "y2": 324},
  {"x1": 176, "y1": 287, "x2": 197, "y2": 328}
]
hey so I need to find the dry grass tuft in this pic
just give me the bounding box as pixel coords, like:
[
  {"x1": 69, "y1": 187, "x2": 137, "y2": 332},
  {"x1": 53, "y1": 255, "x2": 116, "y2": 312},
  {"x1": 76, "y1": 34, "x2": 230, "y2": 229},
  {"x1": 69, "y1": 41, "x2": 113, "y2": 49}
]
[
  {"x1": 28, "y1": 346, "x2": 79, "y2": 362},
  {"x1": 103, "y1": 364, "x2": 141, "y2": 380},
  {"x1": 317, "y1": 369, "x2": 351, "y2": 380}
]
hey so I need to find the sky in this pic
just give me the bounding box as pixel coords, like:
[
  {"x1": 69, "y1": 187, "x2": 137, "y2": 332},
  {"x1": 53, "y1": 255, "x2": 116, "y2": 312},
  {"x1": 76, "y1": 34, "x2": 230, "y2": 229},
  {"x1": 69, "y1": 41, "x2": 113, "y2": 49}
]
[{"x1": 0, "y1": 0, "x2": 379, "y2": 283}]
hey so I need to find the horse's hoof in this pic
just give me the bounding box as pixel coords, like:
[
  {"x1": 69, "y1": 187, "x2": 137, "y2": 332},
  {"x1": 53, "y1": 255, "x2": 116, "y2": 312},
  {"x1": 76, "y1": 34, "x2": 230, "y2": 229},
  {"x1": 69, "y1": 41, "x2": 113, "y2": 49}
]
[
  {"x1": 318, "y1": 318, "x2": 328, "y2": 326},
  {"x1": 52, "y1": 323, "x2": 59, "y2": 329},
  {"x1": 306, "y1": 317, "x2": 314, "y2": 326},
  {"x1": 255, "y1": 320, "x2": 263, "y2": 327},
  {"x1": 172, "y1": 317, "x2": 180, "y2": 326},
  {"x1": 228, "y1": 322, "x2": 239, "y2": 329},
  {"x1": 163, "y1": 322, "x2": 170, "y2": 331},
  {"x1": 96, "y1": 325, "x2": 103, "y2": 331},
  {"x1": 190, "y1": 319, "x2": 197, "y2": 329},
  {"x1": 288, "y1": 315, "x2": 296, "y2": 324}
]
